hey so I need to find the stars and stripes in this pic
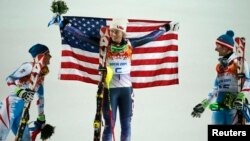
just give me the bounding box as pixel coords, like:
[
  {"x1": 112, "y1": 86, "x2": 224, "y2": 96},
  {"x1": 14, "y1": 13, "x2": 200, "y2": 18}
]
[{"x1": 59, "y1": 16, "x2": 179, "y2": 88}]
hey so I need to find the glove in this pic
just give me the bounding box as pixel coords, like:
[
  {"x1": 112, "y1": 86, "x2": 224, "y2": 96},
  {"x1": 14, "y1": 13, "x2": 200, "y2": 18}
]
[
  {"x1": 30, "y1": 115, "x2": 45, "y2": 140},
  {"x1": 164, "y1": 24, "x2": 171, "y2": 32},
  {"x1": 163, "y1": 22, "x2": 179, "y2": 32},
  {"x1": 37, "y1": 115, "x2": 55, "y2": 140},
  {"x1": 60, "y1": 19, "x2": 69, "y2": 30},
  {"x1": 40, "y1": 123, "x2": 55, "y2": 140},
  {"x1": 233, "y1": 92, "x2": 246, "y2": 110},
  {"x1": 15, "y1": 87, "x2": 35, "y2": 103},
  {"x1": 41, "y1": 66, "x2": 49, "y2": 76},
  {"x1": 191, "y1": 99, "x2": 209, "y2": 118},
  {"x1": 170, "y1": 22, "x2": 179, "y2": 31},
  {"x1": 31, "y1": 115, "x2": 55, "y2": 140},
  {"x1": 98, "y1": 66, "x2": 107, "y2": 72}
]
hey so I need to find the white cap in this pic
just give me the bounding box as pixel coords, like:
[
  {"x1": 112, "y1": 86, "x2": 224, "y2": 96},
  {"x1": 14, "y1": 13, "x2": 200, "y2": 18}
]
[{"x1": 109, "y1": 18, "x2": 128, "y2": 33}]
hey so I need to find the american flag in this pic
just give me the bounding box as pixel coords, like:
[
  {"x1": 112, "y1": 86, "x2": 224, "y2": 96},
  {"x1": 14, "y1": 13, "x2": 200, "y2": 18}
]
[{"x1": 59, "y1": 16, "x2": 179, "y2": 88}]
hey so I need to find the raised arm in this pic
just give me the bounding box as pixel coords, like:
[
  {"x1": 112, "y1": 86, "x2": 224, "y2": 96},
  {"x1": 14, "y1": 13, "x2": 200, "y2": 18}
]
[
  {"x1": 61, "y1": 20, "x2": 100, "y2": 47},
  {"x1": 129, "y1": 29, "x2": 165, "y2": 47},
  {"x1": 129, "y1": 22, "x2": 179, "y2": 47}
]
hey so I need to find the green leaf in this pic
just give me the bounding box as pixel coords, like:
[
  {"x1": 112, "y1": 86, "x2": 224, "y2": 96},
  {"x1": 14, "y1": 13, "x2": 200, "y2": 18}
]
[{"x1": 50, "y1": 0, "x2": 69, "y2": 15}]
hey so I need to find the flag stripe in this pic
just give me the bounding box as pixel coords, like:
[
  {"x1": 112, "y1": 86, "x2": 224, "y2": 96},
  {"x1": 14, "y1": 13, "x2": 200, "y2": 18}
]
[
  {"x1": 156, "y1": 33, "x2": 178, "y2": 41},
  {"x1": 128, "y1": 19, "x2": 170, "y2": 23},
  {"x1": 131, "y1": 68, "x2": 178, "y2": 77},
  {"x1": 133, "y1": 79, "x2": 179, "y2": 88},
  {"x1": 60, "y1": 68, "x2": 99, "y2": 81},
  {"x1": 132, "y1": 73, "x2": 178, "y2": 82},
  {"x1": 61, "y1": 56, "x2": 98, "y2": 70},
  {"x1": 127, "y1": 26, "x2": 164, "y2": 32},
  {"x1": 61, "y1": 62, "x2": 98, "y2": 75},
  {"x1": 60, "y1": 74, "x2": 98, "y2": 84},
  {"x1": 132, "y1": 62, "x2": 178, "y2": 71},
  {"x1": 133, "y1": 45, "x2": 178, "y2": 54},
  {"x1": 132, "y1": 51, "x2": 178, "y2": 60},
  {"x1": 132, "y1": 57, "x2": 178, "y2": 65},
  {"x1": 62, "y1": 50, "x2": 99, "y2": 64}
]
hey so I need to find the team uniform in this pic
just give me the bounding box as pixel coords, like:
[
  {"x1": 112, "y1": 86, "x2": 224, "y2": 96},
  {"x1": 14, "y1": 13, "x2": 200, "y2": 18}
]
[
  {"x1": 191, "y1": 30, "x2": 250, "y2": 125},
  {"x1": 208, "y1": 53, "x2": 250, "y2": 124},
  {"x1": 0, "y1": 44, "x2": 51, "y2": 141},
  {"x1": 0, "y1": 62, "x2": 45, "y2": 141},
  {"x1": 60, "y1": 17, "x2": 172, "y2": 141},
  {"x1": 102, "y1": 40, "x2": 134, "y2": 141}
]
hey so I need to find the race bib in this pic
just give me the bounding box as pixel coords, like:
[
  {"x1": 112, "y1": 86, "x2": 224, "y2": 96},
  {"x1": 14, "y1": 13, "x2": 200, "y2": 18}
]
[
  {"x1": 108, "y1": 59, "x2": 131, "y2": 74},
  {"x1": 217, "y1": 74, "x2": 238, "y2": 92}
]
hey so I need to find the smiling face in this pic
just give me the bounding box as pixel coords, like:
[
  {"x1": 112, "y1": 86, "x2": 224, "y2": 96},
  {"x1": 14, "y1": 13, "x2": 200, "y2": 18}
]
[
  {"x1": 43, "y1": 51, "x2": 52, "y2": 66},
  {"x1": 110, "y1": 28, "x2": 124, "y2": 44},
  {"x1": 215, "y1": 43, "x2": 232, "y2": 56}
]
